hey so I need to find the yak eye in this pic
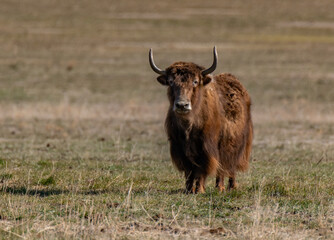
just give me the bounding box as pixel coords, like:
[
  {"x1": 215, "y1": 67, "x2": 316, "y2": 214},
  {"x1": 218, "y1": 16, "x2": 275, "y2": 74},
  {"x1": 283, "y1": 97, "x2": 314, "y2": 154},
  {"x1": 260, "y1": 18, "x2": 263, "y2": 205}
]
[{"x1": 193, "y1": 79, "x2": 199, "y2": 86}]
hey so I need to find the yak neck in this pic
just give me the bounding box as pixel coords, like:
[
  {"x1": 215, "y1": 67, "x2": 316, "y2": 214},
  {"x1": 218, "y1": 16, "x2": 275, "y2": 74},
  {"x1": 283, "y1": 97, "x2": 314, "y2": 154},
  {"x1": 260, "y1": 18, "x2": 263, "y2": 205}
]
[
  {"x1": 169, "y1": 108, "x2": 207, "y2": 142},
  {"x1": 172, "y1": 110, "x2": 193, "y2": 129}
]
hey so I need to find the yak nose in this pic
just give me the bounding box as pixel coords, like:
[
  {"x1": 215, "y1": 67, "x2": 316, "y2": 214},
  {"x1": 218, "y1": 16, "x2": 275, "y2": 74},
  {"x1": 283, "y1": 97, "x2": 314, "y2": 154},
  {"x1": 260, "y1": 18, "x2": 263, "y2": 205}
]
[{"x1": 174, "y1": 101, "x2": 192, "y2": 111}]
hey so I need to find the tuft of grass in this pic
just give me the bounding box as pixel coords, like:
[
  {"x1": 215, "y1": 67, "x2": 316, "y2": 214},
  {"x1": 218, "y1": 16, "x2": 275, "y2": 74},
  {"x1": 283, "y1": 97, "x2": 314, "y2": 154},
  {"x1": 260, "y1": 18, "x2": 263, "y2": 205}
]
[
  {"x1": 263, "y1": 179, "x2": 288, "y2": 197},
  {"x1": 0, "y1": 158, "x2": 5, "y2": 167},
  {"x1": 0, "y1": 173, "x2": 13, "y2": 181},
  {"x1": 37, "y1": 160, "x2": 52, "y2": 168},
  {"x1": 39, "y1": 176, "x2": 56, "y2": 186}
]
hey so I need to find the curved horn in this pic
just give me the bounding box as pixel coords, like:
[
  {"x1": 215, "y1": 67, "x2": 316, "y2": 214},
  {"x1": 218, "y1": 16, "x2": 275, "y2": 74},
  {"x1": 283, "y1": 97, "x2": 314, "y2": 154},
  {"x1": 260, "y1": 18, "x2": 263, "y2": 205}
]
[
  {"x1": 149, "y1": 48, "x2": 166, "y2": 75},
  {"x1": 201, "y1": 46, "x2": 218, "y2": 76}
]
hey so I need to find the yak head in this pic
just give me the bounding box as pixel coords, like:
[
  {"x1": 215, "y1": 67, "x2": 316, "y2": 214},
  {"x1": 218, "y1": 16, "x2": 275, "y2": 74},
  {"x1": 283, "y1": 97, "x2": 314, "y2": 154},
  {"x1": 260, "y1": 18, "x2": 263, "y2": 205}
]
[{"x1": 149, "y1": 47, "x2": 217, "y2": 116}]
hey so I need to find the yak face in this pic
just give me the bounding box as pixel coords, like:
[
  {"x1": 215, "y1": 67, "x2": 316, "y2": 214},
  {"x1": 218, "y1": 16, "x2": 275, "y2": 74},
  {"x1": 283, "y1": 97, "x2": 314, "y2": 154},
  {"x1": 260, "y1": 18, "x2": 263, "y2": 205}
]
[
  {"x1": 149, "y1": 47, "x2": 217, "y2": 116},
  {"x1": 157, "y1": 63, "x2": 212, "y2": 115}
]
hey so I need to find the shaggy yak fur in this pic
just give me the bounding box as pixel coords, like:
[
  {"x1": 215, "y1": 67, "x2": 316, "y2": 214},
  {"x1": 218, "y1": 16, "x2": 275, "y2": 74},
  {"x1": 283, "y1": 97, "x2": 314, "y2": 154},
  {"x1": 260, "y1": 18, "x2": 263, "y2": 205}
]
[{"x1": 151, "y1": 51, "x2": 253, "y2": 194}]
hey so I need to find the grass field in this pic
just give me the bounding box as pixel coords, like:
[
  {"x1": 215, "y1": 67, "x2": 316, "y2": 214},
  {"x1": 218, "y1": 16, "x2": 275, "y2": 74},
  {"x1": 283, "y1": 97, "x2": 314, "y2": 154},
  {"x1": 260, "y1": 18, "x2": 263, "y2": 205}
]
[{"x1": 0, "y1": 0, "x2": 334, "y2": 239}]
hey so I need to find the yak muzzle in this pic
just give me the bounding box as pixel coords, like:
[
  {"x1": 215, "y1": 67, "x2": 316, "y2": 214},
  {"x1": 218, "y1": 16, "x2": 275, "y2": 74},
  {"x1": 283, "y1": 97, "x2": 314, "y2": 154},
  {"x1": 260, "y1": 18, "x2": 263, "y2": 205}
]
[{"x1": 173, "y1": 100, "x2": 192, "y2": 114}]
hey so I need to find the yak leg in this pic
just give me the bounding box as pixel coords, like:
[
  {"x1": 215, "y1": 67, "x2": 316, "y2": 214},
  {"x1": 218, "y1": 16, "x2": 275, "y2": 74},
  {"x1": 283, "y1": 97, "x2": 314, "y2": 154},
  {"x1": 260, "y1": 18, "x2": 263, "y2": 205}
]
[
  {"x1": 216, "y1": 171, "x2": 225, "y2": 192},
  {"x1": 195, "y1": 175, "x2": 207, "y2": 194},
  {"x1": 185, "y1": 171, "x2": 195, "y2": 193},
  {"x1": 228, "y1": 174, "x2": 238, "y2": 190}
]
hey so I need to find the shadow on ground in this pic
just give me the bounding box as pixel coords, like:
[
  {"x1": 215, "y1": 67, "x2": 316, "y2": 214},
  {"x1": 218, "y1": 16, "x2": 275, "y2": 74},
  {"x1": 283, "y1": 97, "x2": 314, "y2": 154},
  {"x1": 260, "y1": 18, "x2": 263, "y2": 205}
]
[{"x1": 1, "y1": 186, "x2": 109, "y2": 197}]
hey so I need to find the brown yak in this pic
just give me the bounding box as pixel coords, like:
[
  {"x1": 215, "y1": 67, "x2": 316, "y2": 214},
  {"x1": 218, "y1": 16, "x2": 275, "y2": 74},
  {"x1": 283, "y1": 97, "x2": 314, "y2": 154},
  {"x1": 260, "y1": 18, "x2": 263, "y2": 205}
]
[{"x1": 149, "y1": 47, "x2": 253, "y2": 193}]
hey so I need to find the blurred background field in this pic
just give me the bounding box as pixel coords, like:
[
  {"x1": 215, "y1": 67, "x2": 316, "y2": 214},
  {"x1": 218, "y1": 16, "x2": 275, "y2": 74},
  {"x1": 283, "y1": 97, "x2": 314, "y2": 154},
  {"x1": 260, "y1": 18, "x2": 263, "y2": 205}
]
[{"x1": 0, "y1": 0, "x2": 333, "y2": 239}]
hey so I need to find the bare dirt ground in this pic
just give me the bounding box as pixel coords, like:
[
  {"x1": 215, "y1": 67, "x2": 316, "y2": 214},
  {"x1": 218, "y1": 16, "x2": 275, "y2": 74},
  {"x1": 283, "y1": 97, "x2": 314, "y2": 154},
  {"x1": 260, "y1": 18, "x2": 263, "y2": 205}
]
[{"x1": 0, "y1": 0, "x2": 333, "y2": 239}]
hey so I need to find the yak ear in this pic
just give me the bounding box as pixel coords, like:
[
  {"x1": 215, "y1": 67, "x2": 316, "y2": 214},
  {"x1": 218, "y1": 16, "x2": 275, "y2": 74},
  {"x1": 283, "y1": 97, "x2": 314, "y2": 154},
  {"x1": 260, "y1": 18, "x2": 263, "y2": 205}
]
[
  {"x1": 202, "y1": 74, "x2": 213, "y2": 85},
  {"x1": 157, "y1": 75, "x2": 168, "y2": 86}
]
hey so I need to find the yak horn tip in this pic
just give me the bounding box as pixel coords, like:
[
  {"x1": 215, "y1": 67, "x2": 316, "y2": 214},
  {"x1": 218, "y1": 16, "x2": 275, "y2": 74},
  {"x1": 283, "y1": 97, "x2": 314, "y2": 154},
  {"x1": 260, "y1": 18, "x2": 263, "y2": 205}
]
[
  {"x1": 201, "y1": 46, "x2": 218, "y2": 76},
  {"x1": 149, "y1": 48, "x2": 165, "y2": 75}
]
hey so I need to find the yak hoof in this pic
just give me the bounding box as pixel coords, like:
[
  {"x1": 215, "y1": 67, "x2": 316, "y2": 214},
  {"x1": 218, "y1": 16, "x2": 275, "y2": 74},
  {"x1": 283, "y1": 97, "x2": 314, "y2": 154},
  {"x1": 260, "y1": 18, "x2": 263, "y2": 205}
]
[
  {"x1": 184, "y1": 187, "x2": 205, "y2": 194},
  {"x1": 227, "y1": 183, "x2": 238, "y2": 191},
  {"x1": 217, "y1": 186, "x2": 225, "y2": 193}
]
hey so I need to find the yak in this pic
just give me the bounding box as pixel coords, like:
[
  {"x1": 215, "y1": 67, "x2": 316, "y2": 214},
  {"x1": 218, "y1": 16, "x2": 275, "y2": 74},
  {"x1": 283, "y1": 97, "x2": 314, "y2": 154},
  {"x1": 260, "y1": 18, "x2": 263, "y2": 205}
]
[{"x1": 149, "y1": 47, "x2": 253, "y2": 193}]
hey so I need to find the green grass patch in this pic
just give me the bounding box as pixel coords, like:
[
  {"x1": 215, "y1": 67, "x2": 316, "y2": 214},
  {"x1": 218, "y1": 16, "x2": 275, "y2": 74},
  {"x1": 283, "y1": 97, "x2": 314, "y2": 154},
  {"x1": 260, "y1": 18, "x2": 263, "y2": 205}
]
[{"x1": 39, "y1": 176, "x2": 56, "y2": 186}]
